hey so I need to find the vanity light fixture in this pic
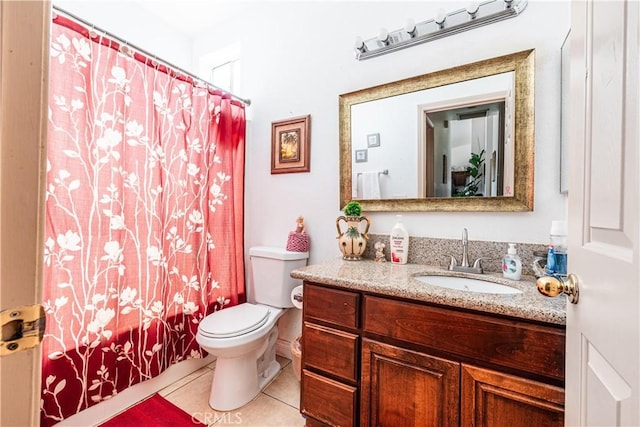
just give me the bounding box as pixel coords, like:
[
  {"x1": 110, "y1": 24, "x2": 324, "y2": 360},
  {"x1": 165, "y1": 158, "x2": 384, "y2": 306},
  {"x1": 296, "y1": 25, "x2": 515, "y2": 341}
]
[{"x1": 354, "y1": 0, "x2": 527, "y2": 60}]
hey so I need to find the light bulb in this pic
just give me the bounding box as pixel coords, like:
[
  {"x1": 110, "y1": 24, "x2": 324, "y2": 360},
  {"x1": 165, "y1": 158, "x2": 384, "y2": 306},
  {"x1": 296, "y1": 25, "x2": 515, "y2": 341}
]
[
  {"x1": 354, "y1": 36, "x2": 367, "y2": 53},
  {"x1": 435, "y1": 9, "x2": 447, "y2": 27},
  {"x1": 466, "y1": 2, "x2": 479, "y2": 18},
  {"x1": 378, "y1": 28, "x2": 390, "y2": 45},
  {"x1": 405, "y1": 18, "x2": 417, "y2": 37}
]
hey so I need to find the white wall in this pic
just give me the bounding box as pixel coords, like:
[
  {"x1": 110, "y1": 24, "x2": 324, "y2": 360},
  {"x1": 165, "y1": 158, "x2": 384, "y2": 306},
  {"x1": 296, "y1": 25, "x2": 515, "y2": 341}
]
[
  {"x1": 450, "y1": 120, "x2": 473, "y2": 168},
  {"x1": 190, "y1": 1, "x2": 570, "y2": 265},
  {"x1": 351, "y1": 95, "x2": 420, "y2": 199},
  {"x1": 53, "y1": 0, "x2": 193, "y2": 70},
  {"x1": 54, "y1": 0, "x2": 571, "y2": 259}
]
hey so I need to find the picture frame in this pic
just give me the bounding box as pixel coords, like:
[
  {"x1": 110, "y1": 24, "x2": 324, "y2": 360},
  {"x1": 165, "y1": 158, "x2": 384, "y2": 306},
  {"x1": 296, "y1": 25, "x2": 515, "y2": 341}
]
[
  {"x1": 355, "y1": 149, "x2": 368, "y2": 163},
  {"x1": 367, "y1": 133, "x2": 380, "y2": 148},
  {"x1": 271, "y1": 115, "x2": 311, "y2": 174}
]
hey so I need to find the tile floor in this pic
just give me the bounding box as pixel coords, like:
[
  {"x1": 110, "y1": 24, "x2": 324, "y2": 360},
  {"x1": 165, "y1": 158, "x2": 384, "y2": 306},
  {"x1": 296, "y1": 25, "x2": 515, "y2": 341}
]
[{"x1": 158, "y1": 356, "x2": 305, "y2": 427}]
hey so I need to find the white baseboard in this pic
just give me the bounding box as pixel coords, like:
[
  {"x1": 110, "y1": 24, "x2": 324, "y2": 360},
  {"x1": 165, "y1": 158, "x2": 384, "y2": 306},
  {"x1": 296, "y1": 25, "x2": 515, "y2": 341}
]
[
  {"x1": 57, "y1": 355, "x2": 215, "y2": 427},
  {"x1": 276, "y1": 338, "x2": 293, "y2": 361}
]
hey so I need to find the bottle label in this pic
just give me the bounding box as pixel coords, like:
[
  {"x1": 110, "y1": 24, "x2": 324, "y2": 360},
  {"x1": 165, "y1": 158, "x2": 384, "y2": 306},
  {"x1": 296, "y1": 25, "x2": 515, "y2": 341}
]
[
  {"x1": 553, "y1": 252, "x2": 568, "y2": 277},
  {"x1": 390, "y1": 233, "x2": 407, "y2": 264},
  {"x1": 391, "y1": 236, "x2": 405, "y2": 251},
  {"x1": 502, "y1": 258, "x2": 518, "y2": 274}
]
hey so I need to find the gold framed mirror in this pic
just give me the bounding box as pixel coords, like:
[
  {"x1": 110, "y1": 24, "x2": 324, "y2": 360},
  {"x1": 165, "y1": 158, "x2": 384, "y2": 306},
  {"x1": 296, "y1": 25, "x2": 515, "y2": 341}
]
[{"x1": 339, "y1": 49, "x2": 534, "y2": 212}]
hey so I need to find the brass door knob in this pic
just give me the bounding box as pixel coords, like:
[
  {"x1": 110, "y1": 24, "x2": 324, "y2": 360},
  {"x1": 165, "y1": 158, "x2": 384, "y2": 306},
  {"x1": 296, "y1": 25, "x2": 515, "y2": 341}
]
[{"x1": 536, "y1": 273, "x2": 580, "y2": 304}]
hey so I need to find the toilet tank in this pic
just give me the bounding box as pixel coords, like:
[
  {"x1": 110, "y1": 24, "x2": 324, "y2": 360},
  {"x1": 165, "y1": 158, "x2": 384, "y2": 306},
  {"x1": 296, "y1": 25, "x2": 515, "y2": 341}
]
[{"x1": 249, "y1": 246, "x2": 309, "y2": 308}]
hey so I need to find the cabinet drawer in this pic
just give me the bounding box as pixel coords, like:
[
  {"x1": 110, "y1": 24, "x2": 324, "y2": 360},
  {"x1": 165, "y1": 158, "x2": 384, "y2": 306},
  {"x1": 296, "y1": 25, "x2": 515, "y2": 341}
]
[
  {"x1": 303, "y1": 322, "x2": 358, "y2": 382},
  {"x1": 363, "y1": 295, "x2": 565, "y2": 382},
  {"x1": 302, "y1": 369, "x2": 357, "y2": 427},
  {"x1": 304, "y1": 283, "x2": 359, "y2": 329}
]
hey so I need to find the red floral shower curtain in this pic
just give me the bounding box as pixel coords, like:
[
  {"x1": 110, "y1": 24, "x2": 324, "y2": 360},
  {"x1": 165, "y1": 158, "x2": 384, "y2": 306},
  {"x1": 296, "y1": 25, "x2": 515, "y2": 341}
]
[{"x1": 40, "y1": 16, "x2": 246, "y2": 426}]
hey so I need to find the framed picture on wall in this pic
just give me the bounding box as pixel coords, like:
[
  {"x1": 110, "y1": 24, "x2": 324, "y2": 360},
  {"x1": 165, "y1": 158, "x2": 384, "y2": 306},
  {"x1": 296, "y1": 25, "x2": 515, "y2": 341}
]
[
  {"x1": 355, "y1": 149, "x2": 368, "y2": 163},
  {"x1": 271, "y1": 115, "x2": 311, "y2": 174},
  {"x1": 367, "y1": 133, "x2": 380, "y2": 148}
]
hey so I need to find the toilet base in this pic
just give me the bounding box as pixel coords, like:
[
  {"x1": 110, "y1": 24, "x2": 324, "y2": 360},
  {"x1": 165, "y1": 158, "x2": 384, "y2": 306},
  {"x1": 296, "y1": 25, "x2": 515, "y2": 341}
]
[
  {"x1": 259, "y1": 360, "x2": 281, "y2": 390},
  {"x1": 208, "y1": 328, "x2": 281, "y2": 411}
]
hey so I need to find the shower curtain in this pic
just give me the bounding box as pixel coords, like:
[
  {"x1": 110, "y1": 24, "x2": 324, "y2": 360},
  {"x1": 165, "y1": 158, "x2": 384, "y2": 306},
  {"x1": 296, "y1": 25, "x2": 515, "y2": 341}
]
[{"x1": 40, "y1": 15, "x2": 246, "y2": 426}]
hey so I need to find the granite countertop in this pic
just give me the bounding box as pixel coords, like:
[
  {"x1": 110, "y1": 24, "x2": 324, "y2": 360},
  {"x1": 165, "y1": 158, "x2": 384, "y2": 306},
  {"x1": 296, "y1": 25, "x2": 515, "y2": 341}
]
[{"x1": 291, "y1": 258, "x2": 566, "y2": 326}]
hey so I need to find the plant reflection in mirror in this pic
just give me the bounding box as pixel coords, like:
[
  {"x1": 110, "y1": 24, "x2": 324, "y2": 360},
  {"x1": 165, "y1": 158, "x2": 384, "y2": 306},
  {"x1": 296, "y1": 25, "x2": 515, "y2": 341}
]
[{"x1": 455, "y1": 149, "x2": 485, "y2": 197}]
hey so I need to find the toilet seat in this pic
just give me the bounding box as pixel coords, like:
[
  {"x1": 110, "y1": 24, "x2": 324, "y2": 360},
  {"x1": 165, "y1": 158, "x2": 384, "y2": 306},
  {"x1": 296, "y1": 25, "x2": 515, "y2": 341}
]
[{"x1": 198, "y1": 303, "x2": 270, "y2": 339}]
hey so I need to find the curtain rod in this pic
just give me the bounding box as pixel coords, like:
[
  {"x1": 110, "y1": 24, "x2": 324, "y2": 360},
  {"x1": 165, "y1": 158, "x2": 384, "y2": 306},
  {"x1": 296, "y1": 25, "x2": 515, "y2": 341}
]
[{"x1": 51, "y1": 5, "x2": 251, "y2": 107}]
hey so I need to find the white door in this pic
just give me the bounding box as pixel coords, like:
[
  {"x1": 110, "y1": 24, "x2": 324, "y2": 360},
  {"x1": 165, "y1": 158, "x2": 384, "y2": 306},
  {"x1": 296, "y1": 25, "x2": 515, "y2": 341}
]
[
  {"x1": 566, "y1": 0, "x2": 639, "y2": 425},
  {"x1": 0, "y1": 1, "x2": 50, "y2": 425}
]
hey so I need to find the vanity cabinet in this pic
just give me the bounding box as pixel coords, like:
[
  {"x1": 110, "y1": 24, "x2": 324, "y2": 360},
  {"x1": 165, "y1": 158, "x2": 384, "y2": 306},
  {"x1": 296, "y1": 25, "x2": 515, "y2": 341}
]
[{"x1": 301, "y1": 282, "x2": 565, "y2": 427}]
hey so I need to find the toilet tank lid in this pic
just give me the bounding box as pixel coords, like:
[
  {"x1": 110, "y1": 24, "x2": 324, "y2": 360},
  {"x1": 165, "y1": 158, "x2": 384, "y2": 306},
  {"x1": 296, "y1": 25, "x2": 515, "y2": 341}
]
[{"x1": 249, "y1": 246, "x2": 309, "y2": 260}]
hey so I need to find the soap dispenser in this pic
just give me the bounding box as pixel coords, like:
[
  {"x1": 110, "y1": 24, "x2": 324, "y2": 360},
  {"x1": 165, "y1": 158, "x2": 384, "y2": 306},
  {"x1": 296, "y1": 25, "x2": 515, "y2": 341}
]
[{"x1": 502, "y1": 243, "x2": 522, "y2": 280}]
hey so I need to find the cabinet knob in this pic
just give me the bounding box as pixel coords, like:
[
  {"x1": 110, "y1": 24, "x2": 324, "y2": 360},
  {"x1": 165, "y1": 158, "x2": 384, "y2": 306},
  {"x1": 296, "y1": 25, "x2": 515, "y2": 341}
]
[{"x1": 536, "y1": 273, "x2": 580, "y2": 304}]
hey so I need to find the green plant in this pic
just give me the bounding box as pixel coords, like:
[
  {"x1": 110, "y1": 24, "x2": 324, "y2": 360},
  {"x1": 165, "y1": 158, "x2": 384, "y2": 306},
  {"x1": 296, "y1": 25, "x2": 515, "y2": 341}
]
[
  {"x1": 455, "y1": 149, "x2": 485, "y2": 197},
  {"x1": 343, "y1": 201, "x2": 362, "y2": 217}
]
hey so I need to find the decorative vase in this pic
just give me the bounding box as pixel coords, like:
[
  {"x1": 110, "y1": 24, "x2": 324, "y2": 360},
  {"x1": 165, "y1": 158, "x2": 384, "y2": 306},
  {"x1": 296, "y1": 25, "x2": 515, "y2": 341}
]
[{"x1": 336, "y1": 215, "x2": 370, "y2": 260}]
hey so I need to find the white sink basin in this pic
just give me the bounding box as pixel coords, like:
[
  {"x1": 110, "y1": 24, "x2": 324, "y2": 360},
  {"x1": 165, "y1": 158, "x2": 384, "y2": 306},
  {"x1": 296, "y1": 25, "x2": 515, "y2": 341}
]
[{"x1": 414, "y1": 275, "x2": 522, "y2": 295}]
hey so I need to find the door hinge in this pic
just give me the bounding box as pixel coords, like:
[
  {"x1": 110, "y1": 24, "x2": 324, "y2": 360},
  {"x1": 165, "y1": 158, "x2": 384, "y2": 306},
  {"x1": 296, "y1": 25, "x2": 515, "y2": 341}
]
[{"x1": 1, "y1": 304, "x2": 45, "y2": 356}]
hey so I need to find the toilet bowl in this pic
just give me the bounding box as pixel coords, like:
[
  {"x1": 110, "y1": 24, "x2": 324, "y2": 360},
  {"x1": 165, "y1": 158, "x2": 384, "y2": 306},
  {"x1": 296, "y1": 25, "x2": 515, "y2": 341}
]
[
  {"x1": 195, "y1": 246, "x2": 308, "y2": 411},
  {"x1": 197, "y1": 303, "x2": 284, "y2": 411}
]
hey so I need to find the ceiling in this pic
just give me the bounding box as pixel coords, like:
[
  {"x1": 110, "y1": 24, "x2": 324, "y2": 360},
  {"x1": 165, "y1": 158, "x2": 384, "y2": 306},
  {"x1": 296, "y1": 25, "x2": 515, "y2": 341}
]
[{"x1": 133, "y1": 0, "x2": 254, "y2": 37}]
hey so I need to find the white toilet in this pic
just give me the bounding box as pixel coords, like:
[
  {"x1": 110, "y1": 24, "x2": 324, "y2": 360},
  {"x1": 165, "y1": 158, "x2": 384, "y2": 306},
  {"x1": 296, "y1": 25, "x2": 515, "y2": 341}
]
[{"x1": 196, "y1": 246, "x2": 308, "y2": 411}]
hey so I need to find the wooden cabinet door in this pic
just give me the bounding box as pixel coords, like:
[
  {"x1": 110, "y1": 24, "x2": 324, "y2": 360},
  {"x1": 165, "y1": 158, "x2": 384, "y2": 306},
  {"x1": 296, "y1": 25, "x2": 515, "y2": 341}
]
[
  {"x1": 361, "y1": 339, "x2": 460, "y2": 427},
  {"x1": 461, "y1": 364, "x2": 564, "y2": 427}
]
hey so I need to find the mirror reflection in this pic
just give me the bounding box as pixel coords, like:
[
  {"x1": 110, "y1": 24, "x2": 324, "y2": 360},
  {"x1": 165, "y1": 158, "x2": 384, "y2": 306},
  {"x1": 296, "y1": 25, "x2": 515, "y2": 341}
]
[
  {"x1": 339, "y1": 49, "x2": 535, "y2": 212},
  {"x1": 351, "y1": 72, "x2": 514, "y2": 199}
]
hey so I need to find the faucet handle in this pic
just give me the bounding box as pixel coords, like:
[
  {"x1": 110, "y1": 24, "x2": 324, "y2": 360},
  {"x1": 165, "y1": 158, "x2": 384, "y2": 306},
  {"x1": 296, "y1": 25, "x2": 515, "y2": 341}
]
[
  {"x1": 472, "y1": 257, "x2": 488, "y2": 272},
  {"x1": 445, "y1": 254, "x2": 458, "y2": 270}
]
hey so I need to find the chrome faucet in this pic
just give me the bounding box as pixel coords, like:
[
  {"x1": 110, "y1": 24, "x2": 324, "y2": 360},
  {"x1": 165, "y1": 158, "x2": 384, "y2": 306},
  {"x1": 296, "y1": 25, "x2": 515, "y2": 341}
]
[
  {"x1": 461, "y1": 228, "x2": 470, "y2": 267},
  {"x1": 448, "y1": 228, "x2": 485, "y2": 274}
]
